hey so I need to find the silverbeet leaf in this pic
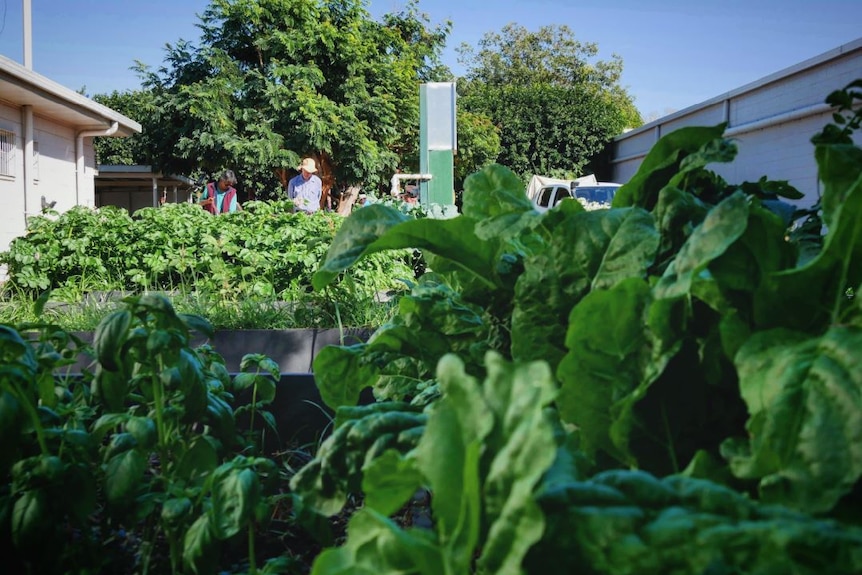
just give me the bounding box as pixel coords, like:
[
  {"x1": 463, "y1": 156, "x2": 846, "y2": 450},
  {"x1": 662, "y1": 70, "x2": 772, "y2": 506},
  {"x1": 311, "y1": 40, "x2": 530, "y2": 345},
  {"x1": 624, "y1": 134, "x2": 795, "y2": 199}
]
[{"x1": 724, "y1": 326, "x2": 862, "y2": 513}]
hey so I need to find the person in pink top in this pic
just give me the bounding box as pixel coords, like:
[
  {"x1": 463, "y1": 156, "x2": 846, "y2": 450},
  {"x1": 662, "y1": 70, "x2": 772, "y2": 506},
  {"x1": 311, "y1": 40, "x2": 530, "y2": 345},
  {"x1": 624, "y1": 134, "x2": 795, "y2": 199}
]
[{"x1": 199, "y1": 170, "x2": 240, "y2": 214}]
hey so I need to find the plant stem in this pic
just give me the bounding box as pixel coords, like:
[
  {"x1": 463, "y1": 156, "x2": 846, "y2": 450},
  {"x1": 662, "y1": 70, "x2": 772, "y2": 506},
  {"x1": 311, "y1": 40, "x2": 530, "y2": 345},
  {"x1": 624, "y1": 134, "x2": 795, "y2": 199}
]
[
  {"x1": 152, "y1": 358, "x2": 169, "y2": 467},
  {"x1": 249, "y1": 379, "x2": 258, "y2": 434},
  {"x1": 11, "y1": 385, "x2": 49, "y2": 455},
  {"x1": 661, "y1": 402, "x2": 679, "y2": 474},
  {"x1": 832, "y1": 215, "x2": 862, "y2": 325},
  {"x1": 247, "y1": 522, "x2": 257, "y2": 575},
  {"x1": 168, "y1": 532, "x2": 181, "y2": 575}
]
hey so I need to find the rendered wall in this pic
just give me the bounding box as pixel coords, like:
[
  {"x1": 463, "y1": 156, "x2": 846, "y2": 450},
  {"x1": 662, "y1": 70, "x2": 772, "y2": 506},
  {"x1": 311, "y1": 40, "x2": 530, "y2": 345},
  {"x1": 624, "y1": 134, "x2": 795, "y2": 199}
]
[
  {"x1": 0, "y1": 101, "x2": 95, "y2": 255},
  {"x1": 0, "y1": 101, "x2": 26, "y2": 255},
  {"x1": 611, "y1": 38, "x2": 862, "y2": 209}
]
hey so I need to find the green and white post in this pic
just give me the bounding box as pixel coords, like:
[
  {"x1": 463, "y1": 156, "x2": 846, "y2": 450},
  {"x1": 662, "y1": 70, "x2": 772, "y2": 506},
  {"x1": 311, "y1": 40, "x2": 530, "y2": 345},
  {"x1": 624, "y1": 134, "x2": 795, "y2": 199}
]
[{"x1": 419, "y1": 82, "x2": 457, "y2": 207}]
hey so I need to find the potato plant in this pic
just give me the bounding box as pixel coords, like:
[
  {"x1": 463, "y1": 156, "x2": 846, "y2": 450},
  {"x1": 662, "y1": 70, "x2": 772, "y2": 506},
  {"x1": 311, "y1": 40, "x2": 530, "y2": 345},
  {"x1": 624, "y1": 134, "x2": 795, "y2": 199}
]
[{"x1": 0, "y1": 200, "x2": 415, "y2": 329}]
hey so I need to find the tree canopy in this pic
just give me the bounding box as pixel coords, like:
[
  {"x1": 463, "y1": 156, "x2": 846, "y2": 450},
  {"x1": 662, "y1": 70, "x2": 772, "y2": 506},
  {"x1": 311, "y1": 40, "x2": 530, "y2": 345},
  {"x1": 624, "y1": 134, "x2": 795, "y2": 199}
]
[
  {"x1": 94, "y1": 7, "x2": 640, "y2": 199},
  {"x1": 457, "y1": 23, "x2": 641, "y2": 181},
  {"x1": 126, "y1": 0, "x2": 451, "y2": 198},
  {"x1": 93, "y1": 90, "x2": 157, "y2": 166}
]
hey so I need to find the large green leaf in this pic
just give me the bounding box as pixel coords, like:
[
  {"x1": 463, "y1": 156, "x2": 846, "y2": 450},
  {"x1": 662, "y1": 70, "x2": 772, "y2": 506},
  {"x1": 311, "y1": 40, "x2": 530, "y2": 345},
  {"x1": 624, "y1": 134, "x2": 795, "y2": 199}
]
[
  {"x1": 723, "y1": 326, "x2": 862, "y2": 513},
  {"x1": 529, "y1": 469, "x2": 862, "y2": 574},
  {"x1": 309, "y1": 354, "x2": 562, "y2": 574},
  {"x1": 313, "y1": 344, "x2": 378, "y2": 409},
  {"x1": 104, "y1": 449, "x2": 146, "y2": 509},
  {"x1": 653, "y1": 185, "x2": 708, "y2": 261},
  {"x1": 92, "y1": 365, "x2": 129, "y2": 413},
  {"x1": 175, "y1": 436, "x2": 219, "y2": 482},
  {"x1": 11, "y1": 489, "x2": 49, "y2": 550},
  {"x1": 754, "y1": 146, "x2": 862, "y2": 332},
  {"x1": 313, "y1": 205, "x2": 501, "y2": 291},
  {"x1": 310, "y1": 204, "x2": 410, "y2": 290},
  {"x1": 415, "y1": 355, "x2": 490, "y2": 571},
  {"x1": 476, "y1": 353, "x2": 558, "y2": 575},
  {"x1": 461, "y1": 163, "x2": 540, "y2": 242},
  {"x1": 654, "y1": 191, "x2": 750, "y2": 300},
  {"x1": 310, "y1": 509, "x2": 443, "y2": 575},
  {"x1": 210, "y1": 466, "x2": 260, "y2": 539},
  {"x1": 361, "y1": 449, "x2": 424, "y2": 516},
  {"x1": 512, "y1": 206, "x2": 658, "y2": 369},
  {"x1": 557, "y1": 277, "x2": 677, "y2": 464},
  {"x1": 183, "y1": 514, "x2": 219, "y2": 575},
  {"x1": 313, "y1": 279, "x2": 491, "y2": 409},
  {"x1": 816, "y1": 141, "x2": 862, "y2": 231},
  {"x1": 612, "y1": 124, "x2": 729, "y2": 210},
  {"x1": 94, "y1": 309, "x2": 132, "y2": 372},
  {"x1": 705, "y1": 199, "x2": 797, "y2": 299}
]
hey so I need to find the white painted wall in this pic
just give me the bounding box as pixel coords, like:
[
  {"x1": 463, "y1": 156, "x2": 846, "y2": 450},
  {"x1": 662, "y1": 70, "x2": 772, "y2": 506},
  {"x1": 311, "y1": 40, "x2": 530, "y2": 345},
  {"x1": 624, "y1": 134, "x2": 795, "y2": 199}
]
[
  {"x1": 0, "y1": 102, "x2": 28, "y2": 255},
  {"x1": 611, "y1": 38, "x2": 862, "y2": 209},
  {"x1": 0, "y1": 102, "x2": 97, "y2": 254}
]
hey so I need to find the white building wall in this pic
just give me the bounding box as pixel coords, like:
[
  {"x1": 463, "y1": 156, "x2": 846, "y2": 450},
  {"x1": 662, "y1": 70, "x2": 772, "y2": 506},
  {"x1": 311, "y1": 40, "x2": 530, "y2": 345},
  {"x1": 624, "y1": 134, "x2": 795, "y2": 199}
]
[
  {"x1": 611, "y1": 38, "x2": 862, "y2": 209},
  {"x1": 33, "y1": 117, "x2": 79, "y2": 212},
  {"x1": 0, "y1": 102, "x2": 27, "y2": 255},
  {"x1": 0, "y1": 102, "x2": 96, "y2": 254},
  {"x1": 713, "y1": 113, "x2": 831, "y2": 204}
]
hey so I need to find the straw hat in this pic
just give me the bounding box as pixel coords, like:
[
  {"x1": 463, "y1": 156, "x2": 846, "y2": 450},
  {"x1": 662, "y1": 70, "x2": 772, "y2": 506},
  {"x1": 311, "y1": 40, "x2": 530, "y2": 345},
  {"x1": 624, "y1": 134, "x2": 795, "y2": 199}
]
[{"x1": 298, "y1": 158, "x2": 318, "y2": 173}]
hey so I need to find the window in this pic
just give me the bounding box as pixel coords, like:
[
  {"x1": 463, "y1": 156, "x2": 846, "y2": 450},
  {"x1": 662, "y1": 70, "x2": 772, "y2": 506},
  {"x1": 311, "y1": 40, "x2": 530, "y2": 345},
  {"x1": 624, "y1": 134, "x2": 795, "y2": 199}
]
[
  {"x1": 0, "y1": 129, "x2": 14, "y2": 177},
  {"x1": 538, "y1": 187, "x2": 554, "y2": 208},
  {"x1": 555, "y1": 189, "x2": 572, "y2": 206},
  {"x1": 575, "y1": 186, "x2": 619, "y2": 204}
]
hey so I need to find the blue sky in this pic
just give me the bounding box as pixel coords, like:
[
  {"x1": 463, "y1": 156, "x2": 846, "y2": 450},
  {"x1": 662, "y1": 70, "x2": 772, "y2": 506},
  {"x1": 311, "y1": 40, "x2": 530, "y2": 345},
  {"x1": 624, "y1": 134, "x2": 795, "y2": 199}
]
[{"x1": 1, "y1": 0, "x2": 860, "y2": 119}]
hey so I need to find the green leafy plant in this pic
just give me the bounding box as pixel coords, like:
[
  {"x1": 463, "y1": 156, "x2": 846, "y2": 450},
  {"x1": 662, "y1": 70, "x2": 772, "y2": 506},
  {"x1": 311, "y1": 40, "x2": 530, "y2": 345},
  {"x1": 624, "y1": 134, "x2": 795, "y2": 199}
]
[
  {"x1": 1, "y1": 294, "x2": 290, "y2": 574},
  {"x1": 306, "y1": 352, "x2": 559, "y2": 575},
  {"x1": 0, "y1": 200, "x2": 415, "y2": 330},
  {"x1": 297, "y1": 79, "x2": 862, "y2": 573}
]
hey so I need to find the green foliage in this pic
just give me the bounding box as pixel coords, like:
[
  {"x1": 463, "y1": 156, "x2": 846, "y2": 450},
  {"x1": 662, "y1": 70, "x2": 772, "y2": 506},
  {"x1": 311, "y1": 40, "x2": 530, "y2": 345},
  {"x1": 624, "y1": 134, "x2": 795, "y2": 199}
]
[
  {"x1": 457, "y1": 23, "x2": 625, "y2": 89},
  {"x1": 131, "y1": 0, "x2": 451, "y2": 196},
  {"x1": 290, "y1": 401, "x2": 426, "y2": 516},
  {"x1": 307, "y1": 352, "x2": 559, "y2": 575},
  {"x1": 0, "y1": 295, "x2": 285, "y2": 574},
  {"x1": 528, "y1": 469, "x2": 862, "y2": 574},
  {"x1": 92, "y1": 90, "x2": 158, "y2": 166},
  {"x1": 457, "y1": 23, "x2": 642, "y2": 181},
  {"x1": 461, "y1": 82, "x2": 638, "y2": 180},
  {"x1": 0, "y1": 200, "x2": 415, "y2": 329},
  {"x1": 453, "y1": 109, "x2": 501, "y2": 186},
  {"x1": 9, "y1": 75, "x2": 862, "y2": 574},
  {"x1": 310, "y1": 79, "x2": 862, "y2": 530}
]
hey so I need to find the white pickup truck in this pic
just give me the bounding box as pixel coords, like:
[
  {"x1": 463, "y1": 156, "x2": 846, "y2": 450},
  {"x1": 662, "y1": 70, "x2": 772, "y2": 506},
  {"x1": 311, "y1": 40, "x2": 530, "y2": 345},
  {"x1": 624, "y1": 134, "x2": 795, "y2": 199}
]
[{"x1": 533, "y1": 181, "x2": 621, "y2": 212}]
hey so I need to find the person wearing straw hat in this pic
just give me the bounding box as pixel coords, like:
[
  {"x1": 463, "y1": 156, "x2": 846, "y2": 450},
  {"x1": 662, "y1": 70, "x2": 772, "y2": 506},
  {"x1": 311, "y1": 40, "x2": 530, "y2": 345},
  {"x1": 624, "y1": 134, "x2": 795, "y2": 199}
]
[{"x1": 287, "y1": 157, "x2": 323, "y2": 214}]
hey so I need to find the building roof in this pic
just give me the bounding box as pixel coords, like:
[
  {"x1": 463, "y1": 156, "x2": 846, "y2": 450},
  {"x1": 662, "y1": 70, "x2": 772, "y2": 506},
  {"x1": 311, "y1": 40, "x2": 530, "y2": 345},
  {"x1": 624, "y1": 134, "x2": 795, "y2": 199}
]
[
  {"x1": 96, "y1": 165, "x2": 196, "y2": 190},
  {"x1": 0, "y1": 53, "x2": 141, "y2": 137}
]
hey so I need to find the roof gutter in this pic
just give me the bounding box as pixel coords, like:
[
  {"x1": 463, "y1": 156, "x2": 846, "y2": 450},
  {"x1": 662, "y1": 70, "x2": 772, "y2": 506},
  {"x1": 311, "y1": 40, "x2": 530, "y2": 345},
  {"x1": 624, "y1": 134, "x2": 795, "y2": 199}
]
[{"x1": 76, "y1": 122, "x2": 119, "y2": 205}]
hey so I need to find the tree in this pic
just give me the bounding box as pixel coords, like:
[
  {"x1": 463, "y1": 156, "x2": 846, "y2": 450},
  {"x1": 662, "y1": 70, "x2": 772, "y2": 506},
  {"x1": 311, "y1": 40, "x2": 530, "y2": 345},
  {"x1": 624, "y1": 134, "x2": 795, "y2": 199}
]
[
  {"x1": 132, "y1": 0, "x2": 450, "y2": 198},
  {"x1": 457, "y1": 23, "x2": 641, "y2": 181},
  {"x1": 453, "y1": 109, "x2": 500, "y2": 188},
  {"x1": 92, "y1": 90, "x2": 158, "y2": 166}
]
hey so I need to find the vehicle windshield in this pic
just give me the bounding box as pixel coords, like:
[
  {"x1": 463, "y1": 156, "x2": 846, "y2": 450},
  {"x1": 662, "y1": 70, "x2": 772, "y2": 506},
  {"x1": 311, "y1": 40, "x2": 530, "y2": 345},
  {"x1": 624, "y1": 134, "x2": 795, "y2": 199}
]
[{"x1": 574, "y1": 185, "x2": 620, "y2": 204}]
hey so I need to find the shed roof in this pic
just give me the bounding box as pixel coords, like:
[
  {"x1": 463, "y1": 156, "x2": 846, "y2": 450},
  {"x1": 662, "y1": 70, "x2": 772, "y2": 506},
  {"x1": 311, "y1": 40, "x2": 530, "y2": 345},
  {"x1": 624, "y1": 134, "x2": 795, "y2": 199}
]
[{"x1": 96, "y1": 165, "x2": 195, "y2": 190}]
